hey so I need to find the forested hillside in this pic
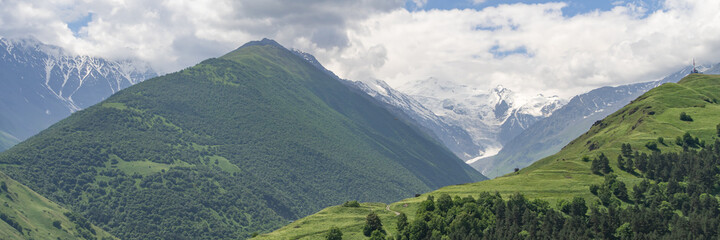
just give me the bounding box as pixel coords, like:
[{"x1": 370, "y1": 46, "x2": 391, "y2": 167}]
[
  {"x1": 0, "y1": 39, "x2": 483, "y2": 239},
  {"x1": 387, "y1": 141, "x2": 720, "y2": 239},
  {"x1": 0, "y1": 171, "x2": 116, "y2": 239},
  {"x1": 262, "y1": 74, "x2": 720, "y2": 239}
]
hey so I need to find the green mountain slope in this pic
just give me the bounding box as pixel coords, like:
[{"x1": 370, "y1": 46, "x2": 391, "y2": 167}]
[
  {"x1": 263, "y1": 74, "x2": 720, "y2": 239},
  {"x1": 0, "y1": 171, "x2": 116, "y2": 239},
  {"x1": 0, "y1": 39, "x2": 483, "y2": 239},
  {"x1": 0, "y1": 131, "x2": 19, "y2": 152}
]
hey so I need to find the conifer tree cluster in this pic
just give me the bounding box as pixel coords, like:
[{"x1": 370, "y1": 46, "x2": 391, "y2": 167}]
[
  {"x1": 591, "y1": 153, "x2": 611, "y2": 175},
  {"x1": 383, "y1": 140, "x2": 720, "y2": 240}
]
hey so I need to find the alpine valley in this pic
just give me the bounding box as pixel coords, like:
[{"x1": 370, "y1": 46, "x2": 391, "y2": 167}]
[
  {"x1": 0, "y1": 39, "x2": 484, "y2": 239},
  {"x1": 262, "y1": 71, "x2": 720, "y2": 240},
  {"x1": 329, "y1": 59, "x2": 720, "y2": 179}
]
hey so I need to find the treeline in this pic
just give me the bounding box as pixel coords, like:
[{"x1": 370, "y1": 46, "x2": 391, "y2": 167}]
[{"x1": 375, "y1": 140, "x2": 720, "y2": 239}]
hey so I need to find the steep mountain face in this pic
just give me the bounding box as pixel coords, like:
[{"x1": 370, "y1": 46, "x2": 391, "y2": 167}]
[
  {"x1": 293, "y1": 50, "x2": 482, "y2": 162},
  {"x1": 0, "y1": 37, "x2": 155, "y2": 150},
  {"x1": 473, "y1": 63, "x2": 720, "y2": 178},
  {"x1": 347, "y1": 79, "x2": 482, "y2": 160},
  {"x1": 293, "y1": 50, "x2": 565, "y2": 162},
  {"x1": 0, "y1": 39, "x2": 484, "y2": 239},
  {"x1": 399, "y1": 78, "x2": 565, "y2": 161}
]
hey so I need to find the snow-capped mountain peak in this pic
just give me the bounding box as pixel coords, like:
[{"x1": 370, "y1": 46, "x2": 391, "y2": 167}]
[
  {"x1": 0, "y1": 37, "x2": 157, "y2": 142},
  {"x1": 290, "y1": 50, "x2": 566, "y2": 163},
  {"x1": 396, "y1": 77, "x2": 567, "y2": 161},
  {"x1": 517, "y1": 94, "x2": 566, "y2": 117},
  {"x1": 1, "y1": 37, "x2": 155, "y2": 113}
]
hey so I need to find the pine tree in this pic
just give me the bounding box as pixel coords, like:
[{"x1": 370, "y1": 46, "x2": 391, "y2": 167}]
[
  {"x1": 617, "y1": 155, "x2": 626, "y2": 171},
  {"x1": 591, "y1": 158, "x2": 602, "y2": 175},
  {"x1": 569, "y1": 196, "x2": 588, "y2": 217},
  {"x1": 612, "y1": 181, "x2": 629, "y2": 201},
  {"x1": 397, "y1": 213, "x2": 408, "y2": 232},
  {"x1": 621, "y1": 143, "x2": 633, "y2": 158},
  {"x1": 624, "y1": 157, "x2": 634, "y2": 173},
  {"x1": 591, "y1": 154, "x2": 611, "y2": 175},
  {"x1": 683, "y1": 132, "x2": 696, "y2": 147},
  {"x1": 599, "y1": 153, "x2": 611, "y2": 174},
  {"x1": 363, "y1": 212, "x2": 384, "y2": 237},
  {"x1": 635, "y1": 153, "x2": 647, "y2": 173},
  {"x1": 369, "y1": 230, "x2": 386, "y2": 240}
]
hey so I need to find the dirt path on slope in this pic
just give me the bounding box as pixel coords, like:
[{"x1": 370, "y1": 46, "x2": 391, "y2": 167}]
[{"x1": 386, "y1": 204, "x2": 400, "y2": 216}]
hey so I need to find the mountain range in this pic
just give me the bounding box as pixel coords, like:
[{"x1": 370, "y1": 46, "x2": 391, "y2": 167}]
[
  {"x1": 327, "y1": 53, "x2": 720, "y2": 179},
  {"x1": 291, "y1": 50, "x2": 482, "y2": 164},
  {"x1": 473, "y1": 62, "x2": 720, "y2": 177},
  {"x1": 2, "y1": 36, "x2": 719, "y2": 239},
  {"x1": 398, "y1": 78, "x2": 565, "y2": 161},
  {"x1": 0, "y1": 39, "x2": 484, "y2": 239},
  {"x1": 0, "y1": 37, "x2": 156, "y2": 151},
  {"x1": 262, "y1": 70, "x2": 720, "y2": 239},
  {"x1": 327, "y1": 73, "x2": 565, "y2": 163}
]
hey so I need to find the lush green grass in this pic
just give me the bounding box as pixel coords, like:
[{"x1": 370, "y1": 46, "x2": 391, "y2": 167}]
[
  {"x1": 264, "y1": 74, "x2": 720, "y2": 239},
  {"x1": 256, "y1": 203, "x2": 401, "y2": 240},
  {"x1": 0, "y1": 39, "x2": 482, "y2": 239},
  {"x1": 0, "y1": 172, "x2": 116, "y2": 239}
]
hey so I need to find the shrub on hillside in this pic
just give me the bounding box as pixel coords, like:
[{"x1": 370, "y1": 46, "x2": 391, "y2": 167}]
[
  {"x1": 342, "y1": 201, "x2": 360, "y2": 207},
  {"x1": 325, "y1": 226, "x2": 342, "y2": 240},
  {"x1": 679, "y1": 112, "x2": 693, "y2": 121},
  {"x1": 645, "y1": 141, "x2": 658, "y2": 151}
]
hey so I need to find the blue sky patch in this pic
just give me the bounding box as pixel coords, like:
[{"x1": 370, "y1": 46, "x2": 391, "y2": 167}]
[
  {"x1": 489, "y1": 45, "x2": 531, "y2": 59},
  {"x1": 405, "y1": 0, "x2": 663, "y2": 18},
  {"x1": 67, "y1": 13, "x2": 93, "y2": 35}
]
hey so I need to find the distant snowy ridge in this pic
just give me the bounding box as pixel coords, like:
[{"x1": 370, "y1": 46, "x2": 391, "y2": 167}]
[
  {"x1": 1, "y1": 37, "x2": 154, "y2": 112},
  {"x1": 292, "y1": 49, "x2": 566, "y2": 162},
  {"x1": 472, "y1": 62, "x2": 720, "y2": 178},
  {"x1": 0, "y1": 37, "x2": 156, "y2": 146},
  {"x1": 292, "y1": 49, "x2": 485, "y2": 160},
  {"x1": 399, "y1": 77, "x2": 566, "y2": 162}
]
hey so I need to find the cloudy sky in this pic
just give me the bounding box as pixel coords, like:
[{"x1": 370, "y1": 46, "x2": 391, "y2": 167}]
[{"x1": 1, "y1": 0, "x2": 718, "y2": 99}]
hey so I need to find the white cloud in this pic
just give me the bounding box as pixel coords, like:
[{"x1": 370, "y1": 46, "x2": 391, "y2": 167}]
[
  {"x1": 313, "y1": 0, "x2": 720, "y2": 98},
  {"x1": 1, "y1": 0, "x2": 719, "y2": 99},
  {"x1": 0, "y1": 0, "x2": 403, "y2": 73}
]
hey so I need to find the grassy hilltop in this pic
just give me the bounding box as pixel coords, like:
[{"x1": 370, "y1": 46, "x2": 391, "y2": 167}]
[{"x1": 262, "y1": 74, "x2": 720, "y2": 239}]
